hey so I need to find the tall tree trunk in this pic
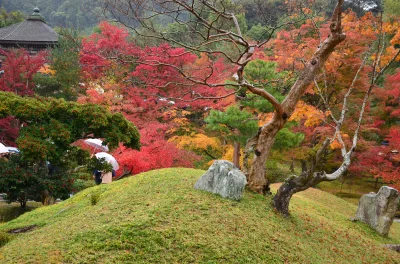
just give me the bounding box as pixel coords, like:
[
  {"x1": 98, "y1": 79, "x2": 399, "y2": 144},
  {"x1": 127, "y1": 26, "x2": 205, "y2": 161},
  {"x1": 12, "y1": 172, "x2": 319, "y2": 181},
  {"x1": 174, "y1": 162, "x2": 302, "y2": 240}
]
[
  {"x1": 290, "y1": 158, "x2": 295, "y2": 173},
  {"x1": 233, "y1": 141, "x2": 241, "y2": 168},
  {"x1": 19, "y1": 192, "x2": 27, "y2": 208},
  {"x1": 247, "y1": 0, "x2": 346, "y2": 194},
  {"x1": 248, "y1": 119, "x2": 281, "y2": 194},
  {"x1": 301, "y1": 160, "x2": 308, "y2": 172},
  {"x1": 242, "y1": 129, "x2": 260, "y2": 180}
]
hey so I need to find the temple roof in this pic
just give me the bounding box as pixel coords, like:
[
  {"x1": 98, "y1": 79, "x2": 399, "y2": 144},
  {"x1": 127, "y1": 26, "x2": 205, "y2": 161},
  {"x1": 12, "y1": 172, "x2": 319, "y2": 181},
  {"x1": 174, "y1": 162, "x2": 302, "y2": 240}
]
[{"x1": 0, "y1": 7, "x2": 58, "y2": 47}]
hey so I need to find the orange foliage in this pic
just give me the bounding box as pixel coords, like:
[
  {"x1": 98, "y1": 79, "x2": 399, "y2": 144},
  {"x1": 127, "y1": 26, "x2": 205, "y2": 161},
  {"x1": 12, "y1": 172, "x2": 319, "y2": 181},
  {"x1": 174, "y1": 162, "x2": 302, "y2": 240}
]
[
  {"x1": 38, "y1": 64, "x2": 55, "y2": 75},
  {"x1": 289, "y1": 101, "x2": 325, "y2": 127},
  {"x1": 329, "y1": 134, "x2": 350, "y2": 150},
  {"x1": 258, "y1": 113, "x2": 273, "y2": 126}
]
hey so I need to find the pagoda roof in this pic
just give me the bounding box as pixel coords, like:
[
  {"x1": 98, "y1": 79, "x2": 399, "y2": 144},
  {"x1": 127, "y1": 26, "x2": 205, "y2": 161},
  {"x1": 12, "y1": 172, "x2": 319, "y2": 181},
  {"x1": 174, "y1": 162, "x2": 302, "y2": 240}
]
[{"x1": 0, "y1": 7, "x2": 58, "y2": 48}]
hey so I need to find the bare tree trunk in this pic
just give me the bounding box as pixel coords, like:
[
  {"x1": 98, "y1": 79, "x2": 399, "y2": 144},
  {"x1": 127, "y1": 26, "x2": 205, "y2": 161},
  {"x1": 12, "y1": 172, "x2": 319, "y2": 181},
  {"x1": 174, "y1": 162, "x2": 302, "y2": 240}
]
[
  {"x1": 274, "y1": 30, "x2": 400, "y2": 217},
  {"x1": 290, "y1": 158, "x2": 295, "y2": 173},
  {"x1": 301, "y1": 160, "x2": 308, "y2": 172},
  {"x1": 242, "y1": 129, "x2": 260, "y2": 179},
  {"x1": 19, "y1": 192, "x2": 27, "y2": 208},
  {"x1": 273, "y1": 172, "x2": 327, "y2": 217},
  {"x1": 247, "y1": 0, "x2": 346, "y2": 194},
  {"x1": 233, "y1": 141, "x2": 241, "y2": 168},
  {"x1": 248, "y1": 120, "x2": 281, "y2": 194},
  {"x1": 273, "y1": 139, "x2": 333, "y2": 216}
]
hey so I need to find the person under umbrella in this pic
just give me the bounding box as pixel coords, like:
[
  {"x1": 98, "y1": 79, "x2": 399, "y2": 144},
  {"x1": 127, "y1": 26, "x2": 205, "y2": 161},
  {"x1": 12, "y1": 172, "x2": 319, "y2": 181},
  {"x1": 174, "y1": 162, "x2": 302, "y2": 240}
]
[
  {"x1": 94, "y1": 152, "x2": 119, "y2": 184},
  {"x1": 84, "y1": 138, "x2": 109, "y2": 153},
  {"x1": 0, "y1": 143, "x2": 10, "y2": 161}
]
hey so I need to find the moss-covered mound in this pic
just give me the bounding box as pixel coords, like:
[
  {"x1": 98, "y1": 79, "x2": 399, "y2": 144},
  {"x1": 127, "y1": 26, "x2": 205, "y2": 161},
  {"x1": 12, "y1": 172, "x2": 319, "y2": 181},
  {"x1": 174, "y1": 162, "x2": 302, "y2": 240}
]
[{"x1": 0, "y1": 168, "x2": 399, "y2": 263}]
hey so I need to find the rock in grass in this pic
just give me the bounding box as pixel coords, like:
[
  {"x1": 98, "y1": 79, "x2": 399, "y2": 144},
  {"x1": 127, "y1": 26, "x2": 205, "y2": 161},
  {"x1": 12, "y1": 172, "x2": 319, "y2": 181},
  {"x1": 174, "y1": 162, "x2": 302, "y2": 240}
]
[
  {"x1": 354, "y1": 186, "x2": 399, "y2": 236},
  {"x1": 194, "y1": 160, "x2": 247, "y2": 201}
]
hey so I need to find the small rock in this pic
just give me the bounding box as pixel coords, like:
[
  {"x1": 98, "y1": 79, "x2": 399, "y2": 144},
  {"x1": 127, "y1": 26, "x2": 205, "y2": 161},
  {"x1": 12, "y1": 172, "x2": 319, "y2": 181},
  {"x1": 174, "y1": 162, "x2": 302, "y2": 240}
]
[
  {"x1": 354, "y1": 186, "x2": 399, "y2": 236},
  {"x1": 382, "y1": 244, "x2": 400, "y2": 253},
  {"x1": 194, "y1": 160, "x2": 247, "y2": 201}
]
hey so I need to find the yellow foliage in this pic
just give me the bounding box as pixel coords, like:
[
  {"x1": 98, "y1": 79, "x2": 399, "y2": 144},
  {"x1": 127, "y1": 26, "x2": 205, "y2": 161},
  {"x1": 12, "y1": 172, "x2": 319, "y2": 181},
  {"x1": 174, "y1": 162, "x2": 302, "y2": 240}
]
[
  {"x1": 375, "y1": 46, "x2": 400, "y2": 72},
  {"x1": 258, "y1": 113, "x2": 273, "y2": 126},
  {"x1": 289, "y1": 101, "x2": 325, "y2": 127},
  {"x1": 165, "y1": 109, "x2": 193, "y2": 135},
  {"x1": 221, "y1": 145, "x2": 244, "y2": 167},
  {"x1": 169, "y1": 134, "x2": 222, "y2": 154},
  {"x1": 222, "y1": 145, "x2": 234, "y2": 161},
  {"x1": 38, "y1": 64, "x2": 55, "y2": 75},
  {"x1": 163, "y1": 109, "x2": 191, "y2": 119},
  {"x1": 383, "y1": 21, "x2": 400, "y2": 35}
]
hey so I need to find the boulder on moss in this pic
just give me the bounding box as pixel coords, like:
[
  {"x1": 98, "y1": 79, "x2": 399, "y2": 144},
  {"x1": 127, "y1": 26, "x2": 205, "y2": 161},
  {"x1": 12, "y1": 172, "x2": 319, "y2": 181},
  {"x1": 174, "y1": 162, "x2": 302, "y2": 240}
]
[
  {"x1": 354, "y1": 186, "x2": 399, "y2": 236},
  {"x1": 194, "y1": 160, "x2": 247, "y2": 201}
]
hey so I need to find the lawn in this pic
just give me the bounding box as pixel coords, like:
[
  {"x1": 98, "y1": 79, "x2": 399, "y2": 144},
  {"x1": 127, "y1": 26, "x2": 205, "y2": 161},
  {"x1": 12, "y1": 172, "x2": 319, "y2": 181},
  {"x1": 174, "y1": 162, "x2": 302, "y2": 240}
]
[{"x1": 0, "y1": 168, "x2": 398, "y2": 263}]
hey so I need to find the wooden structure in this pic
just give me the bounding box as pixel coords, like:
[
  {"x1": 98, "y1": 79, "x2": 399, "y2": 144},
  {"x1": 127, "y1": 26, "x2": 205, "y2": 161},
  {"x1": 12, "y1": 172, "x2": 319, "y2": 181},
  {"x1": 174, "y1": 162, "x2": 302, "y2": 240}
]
[{"x1": 0, "y1": 7, "x2": 58, "y2": 52}]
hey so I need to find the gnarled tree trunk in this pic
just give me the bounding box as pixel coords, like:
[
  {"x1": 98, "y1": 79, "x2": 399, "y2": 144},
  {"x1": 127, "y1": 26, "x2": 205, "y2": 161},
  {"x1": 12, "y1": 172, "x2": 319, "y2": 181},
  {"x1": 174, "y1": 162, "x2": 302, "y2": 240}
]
[
  {"x1": 273, "y1": 172, "x2": 327, "y2": 217},
  {"x1": 247, "y1": 0, "x2": 346, "y2": 194},
  {"x1": 248, "y1": 119, "x2": 282, "y2": 194}
]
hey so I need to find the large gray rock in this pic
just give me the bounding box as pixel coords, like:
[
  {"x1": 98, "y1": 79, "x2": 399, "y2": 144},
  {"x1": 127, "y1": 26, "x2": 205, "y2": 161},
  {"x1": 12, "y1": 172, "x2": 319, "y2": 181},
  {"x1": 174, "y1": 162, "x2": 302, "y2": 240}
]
[
  {"x1": 354, "y1": 186, "x2": 399, "y2": 236},
  {"x1": 194, "y1": 160, "x2": 247, "y2": 201}
]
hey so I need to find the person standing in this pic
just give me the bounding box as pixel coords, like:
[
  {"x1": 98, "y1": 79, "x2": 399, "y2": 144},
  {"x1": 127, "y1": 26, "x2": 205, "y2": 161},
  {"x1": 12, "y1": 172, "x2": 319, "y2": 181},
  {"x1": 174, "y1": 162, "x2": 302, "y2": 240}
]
[
  {"x1": 101, "y1": 170, "x2": 112, "y2": 184},
  {"x1": 93, "y1": 170, "x2": 102, "y2": 185}
]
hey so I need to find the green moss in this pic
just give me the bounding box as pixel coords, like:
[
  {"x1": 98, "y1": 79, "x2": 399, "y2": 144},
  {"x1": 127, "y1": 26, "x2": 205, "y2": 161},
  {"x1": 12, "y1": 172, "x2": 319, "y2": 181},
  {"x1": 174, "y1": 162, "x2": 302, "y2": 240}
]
[{"x1": 0, "y1": 168, "x2": 398, "y2": 263}]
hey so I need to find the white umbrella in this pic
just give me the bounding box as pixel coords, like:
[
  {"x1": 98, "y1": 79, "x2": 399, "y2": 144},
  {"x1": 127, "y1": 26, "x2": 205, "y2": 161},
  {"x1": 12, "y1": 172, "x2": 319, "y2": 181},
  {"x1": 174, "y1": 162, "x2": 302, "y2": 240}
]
[
  {"x1": 95, "y1": 152, "x2": 119, "y2": 170},
  {"x1": 0, "y1": 143, "x2": 9, "y2": 154},
  {"x1": 6, "y1": 147, "x2": 19, "y2": 154},
  {"x1": 84, "y1": 139, "x2": 109, "y2": 152}
]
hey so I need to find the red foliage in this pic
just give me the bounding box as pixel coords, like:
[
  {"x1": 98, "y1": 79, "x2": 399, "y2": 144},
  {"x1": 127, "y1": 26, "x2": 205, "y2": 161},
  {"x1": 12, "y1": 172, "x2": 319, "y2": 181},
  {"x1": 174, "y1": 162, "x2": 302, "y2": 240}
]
[
  {"x1": 350, "y1": 145, "x2": 400, "y2": 190},
  {"x1": 112, "y1": 123, "x2": 200, "y2": 176},
  {"x1": 80, "y1": 22, "x2": 233, "y2": 116},
  {"x1": 0, "y1": 48, "x2": 47, "y2": 95},
  {"x1": 0, "y1": 117, "x2": 19, "y2": 146},
  {"x1": 385, "y1": 71, "x2": 400, "y2": 118},
  {"x1": 0, "y1": 49, "x2": 47, "y2": 145},
  {"x1": 386, "y1": 126, "x2": 400, "y2": 150},
  {"x1": 77, "y1": 21, "x2": 234, "y2": 174},
  {"x1": 80, "y1": 21, "x2": 139, "y2": 80}
]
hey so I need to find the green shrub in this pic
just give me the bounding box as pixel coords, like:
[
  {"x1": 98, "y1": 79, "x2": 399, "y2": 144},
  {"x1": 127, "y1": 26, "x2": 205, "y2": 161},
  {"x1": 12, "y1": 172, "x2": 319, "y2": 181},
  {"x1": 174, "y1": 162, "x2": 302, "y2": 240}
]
[
  {"x1": 89, "y1": 192, "x2": 101, "y2": 206},
  {"x1": 72, "y1": 179, "x2": 95, "y2": 193}
]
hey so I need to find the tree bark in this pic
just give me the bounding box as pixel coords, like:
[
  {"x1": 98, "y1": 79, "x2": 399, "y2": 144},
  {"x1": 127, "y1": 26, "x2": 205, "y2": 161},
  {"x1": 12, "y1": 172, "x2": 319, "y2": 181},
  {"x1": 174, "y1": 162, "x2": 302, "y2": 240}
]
[
  {"x1": 247, "y1": 0, "x2": 346, "y2": 194},
  {"x1": 301, "y1": 160, "x2": 308, "y2": 172},
  {"x1": 273, "y1": 139, "x2": 352, "y2": 216},
  {"x1": 233, "y1": 141, "x2": 241, "y2": 168},
  {"x1": 248, "y1": 118, "x2": 281, "y2": 194},
  {"x1": 273, "y1": 172, "x2": 327, "y2": 217},
  {"x1": 19, "y1": 192, "x2": 27, "y2": 208}
]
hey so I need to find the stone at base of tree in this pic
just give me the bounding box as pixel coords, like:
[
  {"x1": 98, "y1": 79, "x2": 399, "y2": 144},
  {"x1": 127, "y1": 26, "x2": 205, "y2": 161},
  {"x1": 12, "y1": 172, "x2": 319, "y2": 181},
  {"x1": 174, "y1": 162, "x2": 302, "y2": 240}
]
[
  {"x1": 194, "y1": 160, "x2": 247, "y2": 201},
  {"x1": 354, "y1": 186, "x2": 399, "y2": 236}
]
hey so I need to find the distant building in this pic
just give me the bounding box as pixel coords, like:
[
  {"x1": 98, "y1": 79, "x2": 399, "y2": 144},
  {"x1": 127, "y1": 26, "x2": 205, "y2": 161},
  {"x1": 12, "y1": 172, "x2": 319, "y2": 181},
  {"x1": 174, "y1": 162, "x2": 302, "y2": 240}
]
[{"x1": 0, "y1": 7, "x2": 58, "y2": 52}]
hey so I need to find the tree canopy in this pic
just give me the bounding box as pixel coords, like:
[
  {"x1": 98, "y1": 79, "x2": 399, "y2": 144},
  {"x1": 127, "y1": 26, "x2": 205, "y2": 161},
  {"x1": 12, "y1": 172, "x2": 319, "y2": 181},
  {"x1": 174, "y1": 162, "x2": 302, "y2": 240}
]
[{"x1": 0, "y1": 91, "x2": 140, "y2": 162}]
